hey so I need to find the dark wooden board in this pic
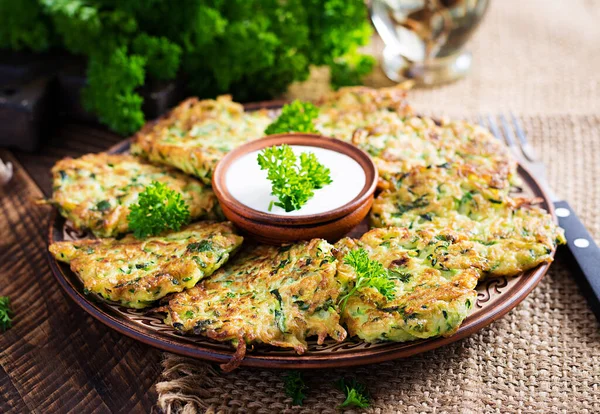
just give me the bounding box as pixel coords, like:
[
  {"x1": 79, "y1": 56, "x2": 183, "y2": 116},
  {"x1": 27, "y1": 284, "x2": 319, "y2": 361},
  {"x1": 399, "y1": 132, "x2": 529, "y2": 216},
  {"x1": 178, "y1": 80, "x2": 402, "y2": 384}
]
[{"x1": 1, "y1": 125, "x2": 163, "y2": 413}]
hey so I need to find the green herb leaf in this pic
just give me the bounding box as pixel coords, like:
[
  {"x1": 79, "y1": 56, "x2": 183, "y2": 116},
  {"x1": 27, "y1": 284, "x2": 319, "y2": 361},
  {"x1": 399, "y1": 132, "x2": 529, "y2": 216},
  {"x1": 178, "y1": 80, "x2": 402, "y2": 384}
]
[
  {"x1": 187, "y1": 241, "x2": 213, "y2": 253},
  {"x1": 96, "y1": 200, "x2": 111, "y2": 211},
  {"x1": 299, "y1": 152, "x2": 333, "y2": 189},
  {"x1": 388, "y1": 269, "x2": 412, "y2": 283},
  {"x1": 338, "y1": 248, "x2": 395, "y2": 311},
  {"x1": 336, "y1": 378, "x2": 370, "y2": 409},
  {"x1": 82, "y1": 47, "x2": 146, "y2": 135},
  {"x1": 284, "y1": 371, "x2": 307, "y2": 406},
  {"x1": 0, "y1": 296, "x2": 13, "y2": 332},
  {"x1": 265, "y1": 100, "x2": 319, "y2": 135},
  {"x1": 127, "y1": 181, "x2": 190, "y2": 238},
  {"x1": 257, "y1": 144, "x2": 332, "y2": 212}
]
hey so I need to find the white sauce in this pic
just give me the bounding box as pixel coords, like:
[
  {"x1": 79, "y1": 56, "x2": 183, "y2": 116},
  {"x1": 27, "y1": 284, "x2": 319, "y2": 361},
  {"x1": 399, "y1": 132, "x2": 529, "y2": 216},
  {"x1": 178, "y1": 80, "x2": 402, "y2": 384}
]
[{"x1": 226, "y1": 145, "x2": 366, "y2": 216}]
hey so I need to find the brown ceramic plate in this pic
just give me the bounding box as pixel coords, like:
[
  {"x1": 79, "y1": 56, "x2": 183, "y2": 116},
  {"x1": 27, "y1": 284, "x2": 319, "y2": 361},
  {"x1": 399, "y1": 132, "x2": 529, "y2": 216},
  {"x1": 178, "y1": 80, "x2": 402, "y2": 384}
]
[{"x1": 46, "y1": 106, "x2": 558, "y2": 369}]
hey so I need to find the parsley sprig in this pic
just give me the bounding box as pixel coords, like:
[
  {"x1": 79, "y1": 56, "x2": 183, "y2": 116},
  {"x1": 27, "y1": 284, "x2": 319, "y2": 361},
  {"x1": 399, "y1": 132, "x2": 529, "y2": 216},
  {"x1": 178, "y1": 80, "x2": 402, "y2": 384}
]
[
  {"x1": 283, "y1": 371, "x2": 307, "y2": 406},
  {"x1": 338, "y1": 248, "x2": 396, "y2": 311},
  {"x1": 127, "y1": 181, "x2": 190, "y2": 238},
  {"x1": 264, "y1": 100, "x2": 320, "y2": 135},
  {"x1": 337, "y1": 378, "x2": 371, "y2": 409},
  {"x1": 0, "y1": 296, "x2": 13, "y2": 332},
  {"x1": 281, "y1": 373, "x2": 372, "y2": 408},
  {"x1": 257, "y1": 144, "x2": 332, "y2": 212}
]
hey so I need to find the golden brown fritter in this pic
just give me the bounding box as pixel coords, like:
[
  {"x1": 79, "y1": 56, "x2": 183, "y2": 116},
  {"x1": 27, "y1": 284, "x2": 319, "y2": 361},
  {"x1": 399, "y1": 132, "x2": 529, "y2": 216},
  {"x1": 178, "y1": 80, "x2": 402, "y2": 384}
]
[
  {"x1": 161, "y1": 239, "x2": 347, "y2": 371},
  {"x1": 49, "y1": 153, "x2": 217, "y2": 238},
  {"x1": 316, "y1": 85, "x2": 414, "y2": 142},
  {"x1": 334, "y1": 227, "x2": 479, "y2": 343},
  {"x1": 49, "y1": 222, "x2": 243, "y2": 308},
  {"x1": 350, "y1": 117, "x2": 517, "y2": 190},
  {"x1": 370, "y1": 163, "x2": 565, "y2": 277},
  {"x1": 131, "y1": 96, "x2": 273, "y2": 184}
]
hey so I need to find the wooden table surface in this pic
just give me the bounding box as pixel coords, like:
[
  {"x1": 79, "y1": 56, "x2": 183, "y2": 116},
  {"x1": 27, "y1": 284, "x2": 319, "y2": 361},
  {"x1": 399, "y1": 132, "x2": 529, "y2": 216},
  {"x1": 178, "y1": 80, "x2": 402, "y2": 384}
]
[{"x1": 0, "y1": 124, "x2": 162, "y2": 413}]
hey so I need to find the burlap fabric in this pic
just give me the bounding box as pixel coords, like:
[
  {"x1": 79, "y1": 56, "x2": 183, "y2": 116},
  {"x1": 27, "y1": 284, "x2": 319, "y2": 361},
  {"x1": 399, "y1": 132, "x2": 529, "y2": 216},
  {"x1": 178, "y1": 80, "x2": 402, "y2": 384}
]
[{"x1": 156, "y1": 1, "x2": 600, "y2": 412}]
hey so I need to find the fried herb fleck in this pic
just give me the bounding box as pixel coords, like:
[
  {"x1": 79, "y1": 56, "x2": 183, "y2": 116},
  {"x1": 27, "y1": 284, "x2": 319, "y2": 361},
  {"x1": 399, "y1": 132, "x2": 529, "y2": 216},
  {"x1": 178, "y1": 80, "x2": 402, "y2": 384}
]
[
  {"x1": 96, "y1": 199, "x2": 111, "y2": 212},
  {"x1": 187, "y1": 240, "x2": 213, "y2": 253}
]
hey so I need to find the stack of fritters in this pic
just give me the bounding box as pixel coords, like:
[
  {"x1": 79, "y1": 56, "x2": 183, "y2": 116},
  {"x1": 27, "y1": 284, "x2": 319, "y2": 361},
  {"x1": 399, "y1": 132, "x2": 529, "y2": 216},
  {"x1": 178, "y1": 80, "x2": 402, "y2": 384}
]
[{"x1": 48, "y1": 85, "x2": 565, "y2": 370}]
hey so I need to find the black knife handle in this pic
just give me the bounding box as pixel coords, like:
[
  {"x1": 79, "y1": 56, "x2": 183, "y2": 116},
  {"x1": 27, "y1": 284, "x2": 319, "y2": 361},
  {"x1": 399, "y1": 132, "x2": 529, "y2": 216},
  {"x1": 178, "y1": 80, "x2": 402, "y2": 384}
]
[{"x1": 554, "y1": 200, "x2": 600, "y2": 320}]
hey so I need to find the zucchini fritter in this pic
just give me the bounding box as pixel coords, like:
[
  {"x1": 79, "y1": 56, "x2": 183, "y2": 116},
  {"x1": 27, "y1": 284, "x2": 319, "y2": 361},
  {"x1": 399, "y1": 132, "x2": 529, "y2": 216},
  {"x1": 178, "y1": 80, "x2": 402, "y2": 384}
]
[
  {"x1": 49, "y1": 222, "x2": 243, "y2": 308},
  {"x1": 370, "y1": 163, "x2": 565, "y2": 277},
  {"x1": 162, "y1": 239, "x2": 347, "y2": 371},
  {"x1": 350, "y1": 117, "x2": 517, "y2": 190},
  {"x1": 316, "y1": 85, "x2": 414, "y2": 141},
  {"x1": 334, "y1": 227, "x2": 479, "y2": 343},
  {"x1": 131, "y1": 96, "x2": 273, "y2": 184},
  {"x1": 50, "y1": 153, "x2": 217, "y2": 238},
  {"x1": 131, "y1": 86, "x2": 414, "y2": 183}
]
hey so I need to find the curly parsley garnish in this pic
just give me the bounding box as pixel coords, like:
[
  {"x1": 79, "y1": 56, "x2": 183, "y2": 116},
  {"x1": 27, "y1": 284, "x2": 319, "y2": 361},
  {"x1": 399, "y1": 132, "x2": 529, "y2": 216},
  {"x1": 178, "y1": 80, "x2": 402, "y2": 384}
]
[
  {"x1": 337, "y1": 378, "x2": 371, "y2": 409},
  {"x1": 0, "y1": 296, "x2": 13, "y2": 332},
  {"x1": 257, "y1": 144, "x2": 332, "y2": 212},
  {"x1": 127, "y1": 181, "x2": 190, "y2": 238},
  {"x1": 264, "y1": 100, "x2": 319, "y2": 135},
  {"x1": 338, "y1": 248, "x2": 395, "y2": 311},
  {"x1": 284, "y1": 371, "x2": 307, "y2": 406}
]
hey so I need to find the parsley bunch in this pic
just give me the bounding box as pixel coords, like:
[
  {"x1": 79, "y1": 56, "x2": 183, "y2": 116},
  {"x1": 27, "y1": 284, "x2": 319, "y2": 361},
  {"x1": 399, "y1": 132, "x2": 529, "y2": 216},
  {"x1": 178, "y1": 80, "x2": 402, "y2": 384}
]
[
  {"x1": 127, "y1": 181, "x2": 190, "y2": 238},
  {"x1": 337, "y1": 378, "x2": 370, "y2": 408},
  {"x1": 257, "y1": 144, "x2": 332, "y2": 212},
  {"x1": 264, "y1": 101, "x2": 320, "y2": 135},
  {"x1": 5, "y1": 1, "x2": 373, "y2": 134},
  {"x1": 283, "y1": 371, "x2": 307, "y2": 406},
  {"x1": 0, "y1": 0, "x2": 53, "y2": 52},
  {"x1": 338, "y1": 248, "x2": 396, "y2": 311},
  {"x1": 0, "y1": 296, "x2": 13, "y2": 332}
]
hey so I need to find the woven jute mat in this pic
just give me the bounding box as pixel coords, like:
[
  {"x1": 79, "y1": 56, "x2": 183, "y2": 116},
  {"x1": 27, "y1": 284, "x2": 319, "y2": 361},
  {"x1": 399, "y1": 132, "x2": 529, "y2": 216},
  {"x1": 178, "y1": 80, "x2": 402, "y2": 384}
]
[{"x1": 156, "y1": 1, "x2": 600, "y2": 412}]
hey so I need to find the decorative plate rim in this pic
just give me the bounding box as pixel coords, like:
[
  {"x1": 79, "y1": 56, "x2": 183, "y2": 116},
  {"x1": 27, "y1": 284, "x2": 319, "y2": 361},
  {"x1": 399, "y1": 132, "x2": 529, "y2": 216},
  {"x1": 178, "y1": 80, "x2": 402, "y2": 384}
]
[{"x1": 46, "y1": 108, "x2": 557, "y2": 369}]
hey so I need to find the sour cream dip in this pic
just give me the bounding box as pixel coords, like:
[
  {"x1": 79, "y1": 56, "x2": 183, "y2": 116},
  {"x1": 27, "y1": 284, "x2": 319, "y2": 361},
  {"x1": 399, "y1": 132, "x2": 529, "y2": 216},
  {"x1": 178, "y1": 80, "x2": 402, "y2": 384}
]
[{"x1": 225, "y1": 145, "x2": 366, "y2": 216}]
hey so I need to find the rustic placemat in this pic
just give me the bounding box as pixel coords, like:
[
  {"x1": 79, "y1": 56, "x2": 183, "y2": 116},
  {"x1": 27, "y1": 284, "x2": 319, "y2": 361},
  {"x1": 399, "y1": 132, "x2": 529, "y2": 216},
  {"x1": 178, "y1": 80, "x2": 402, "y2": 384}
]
[{"x1": 154, "y1": 119, "x2": 600, "y2": 414}]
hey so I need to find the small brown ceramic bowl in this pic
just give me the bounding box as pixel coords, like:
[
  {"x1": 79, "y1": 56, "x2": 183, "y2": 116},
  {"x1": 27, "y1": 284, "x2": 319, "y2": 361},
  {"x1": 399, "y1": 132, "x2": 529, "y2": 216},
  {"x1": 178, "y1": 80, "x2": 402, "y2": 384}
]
[{"x1": 212, "y1": 133, "x2": 378, "y2": 244}]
